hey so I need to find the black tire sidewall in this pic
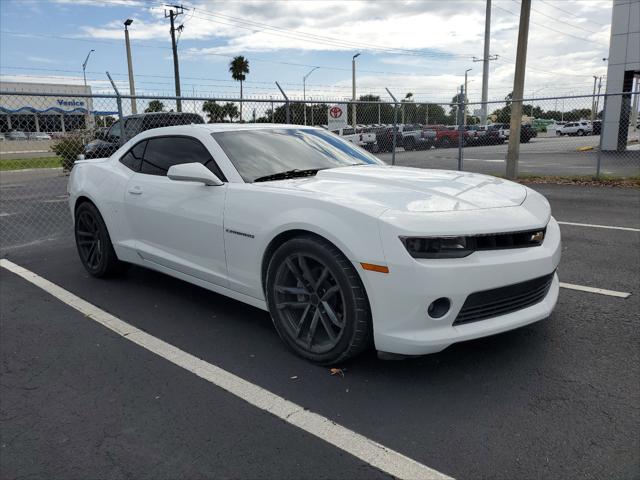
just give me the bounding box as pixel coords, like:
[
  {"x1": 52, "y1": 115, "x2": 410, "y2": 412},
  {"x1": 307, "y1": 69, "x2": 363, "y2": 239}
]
[{"x1": 266, "y1": 237, "x2": 370, "y2": 364}]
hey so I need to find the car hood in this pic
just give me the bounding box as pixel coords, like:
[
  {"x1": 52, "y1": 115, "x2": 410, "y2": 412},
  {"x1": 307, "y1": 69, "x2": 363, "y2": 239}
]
[{"x1": 262, "y1": 165, "x2": 527, "y2": 213}]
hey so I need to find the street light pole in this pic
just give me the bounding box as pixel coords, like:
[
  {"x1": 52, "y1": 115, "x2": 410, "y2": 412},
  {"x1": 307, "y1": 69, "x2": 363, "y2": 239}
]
[
  {"x1": 464, "y1": 68, "x2": 472, "y2": 126},
  {"x1": 303, "y1": 66, "x2": 319, "y2": 126},
  {"x1": 82, "y1": 49, "x2": 95, "y2": 89},
  {"x1": 124, "y1": 19, "x2": 137, "y2": 114},
  {"x1": 591, "y1": 75, "x2": 598, "y2": 123},
  {"x1": 352, "y1": 53, "x2": 360, "y2": 129}
]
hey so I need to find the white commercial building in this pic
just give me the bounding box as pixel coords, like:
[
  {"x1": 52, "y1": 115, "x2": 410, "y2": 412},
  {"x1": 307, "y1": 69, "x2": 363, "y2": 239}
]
[
  {"x1": 602, "y1": 0, "x2": 640, "y2": 151},
  {"x1": 0, "y1": 81, "x2": 95, "y2": 133}
]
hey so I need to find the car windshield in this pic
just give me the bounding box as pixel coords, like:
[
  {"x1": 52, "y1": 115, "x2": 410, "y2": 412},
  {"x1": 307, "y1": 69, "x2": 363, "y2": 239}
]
[{"x1": 212, "y1": 128, "x2": 384, "y2": 183}]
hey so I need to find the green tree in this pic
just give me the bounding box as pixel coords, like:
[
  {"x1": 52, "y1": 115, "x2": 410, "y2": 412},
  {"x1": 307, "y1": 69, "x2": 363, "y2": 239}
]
[
  {"x1": 144, "y1": 100, "x2": 165, "y2": 113},
  {"x1": 202, "y1": 100, "x2": 225, "y2": 123},
  {"x1": 223, "y1": 102, "x2": 240, "y2": 122},
  {"x1": 229, "y1": 55, "x2": 250, "y2": 120}
]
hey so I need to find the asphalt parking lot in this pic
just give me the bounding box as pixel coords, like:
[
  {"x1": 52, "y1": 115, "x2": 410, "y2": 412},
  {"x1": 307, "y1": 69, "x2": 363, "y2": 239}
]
[{"x1": 1, "y1": 171, "x2": 639, "y2": 478}]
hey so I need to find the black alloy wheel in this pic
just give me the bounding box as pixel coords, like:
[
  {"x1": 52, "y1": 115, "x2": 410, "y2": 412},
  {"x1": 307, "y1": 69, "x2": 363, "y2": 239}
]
[
  {"x1": 74, "y1": 202, "x2": 126, "y2": 277},
  {"x1": 76, "y1": 209, "x2": 104, "y2": 272},
  {"x1": 266, "y1": 236, "x2": 371, "y2": 364}
]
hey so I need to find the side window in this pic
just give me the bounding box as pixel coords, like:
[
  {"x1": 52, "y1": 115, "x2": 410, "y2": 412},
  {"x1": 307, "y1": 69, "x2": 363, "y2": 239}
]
[
  {"x1": 141, "y1": 136, "x2": 226, "y2": 181},
  {"x1": 119, "y1": 140, "x2": 147, "y2": 171},
  {"x1": 107, "y1": 120, "x2": 121, "y2": 140},
  {"x1": 124, "y1": 118, "x2": 142, "y2": 139}
]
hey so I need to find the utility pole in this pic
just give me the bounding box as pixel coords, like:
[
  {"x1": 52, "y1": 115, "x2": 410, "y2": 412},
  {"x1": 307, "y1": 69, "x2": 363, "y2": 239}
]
[
  {"x1": 352, "y1": 53, "x2": 360, "y2": 129},
  {"x1": 165, "y1": 4, "x2": 184, "y2": 112},
  {"x1": 457, "y1": 84, "x2": 464, "y2": 171},
  {"x1": 506, "y1": 0, "x2": 531, "y2": 180},
  {"x1": 464, "y1": 68, "x2": 472, "y2": 126},
  {"x1": 473, "y1": 0, "x2": 498, "y2": 125},
  {"x1": 123, "y1": 19, "x2": 136, "y2": 114},
  {"x1": 303, "y1": 67, "x2": 318, "y2": 126},
  {"x1": 595, "y1": 76, "x2": 603, "y2": 118}
]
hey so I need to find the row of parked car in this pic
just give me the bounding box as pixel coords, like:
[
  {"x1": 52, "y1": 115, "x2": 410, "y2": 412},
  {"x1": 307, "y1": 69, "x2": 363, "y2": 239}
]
[
  {"x1": 46, "y1": 111, "x2": 544, "y2": 160},
  {"x1": 330, "y1": 122, "x2": 538, "y2": 152},
  {"x1": 0, "y1": 131, "x2": 52, "y2": 141}
]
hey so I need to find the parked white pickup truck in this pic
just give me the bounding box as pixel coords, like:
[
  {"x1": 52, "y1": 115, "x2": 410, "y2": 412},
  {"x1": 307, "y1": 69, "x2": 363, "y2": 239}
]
[{"x1": 332, "y1": 127, "x2": 377, "y2": 151}]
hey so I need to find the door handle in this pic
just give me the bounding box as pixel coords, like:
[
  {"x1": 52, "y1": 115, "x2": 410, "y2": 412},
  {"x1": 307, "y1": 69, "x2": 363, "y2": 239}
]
[{"x1": 128, "y1": 186, "x2": 143, "y2": 195}]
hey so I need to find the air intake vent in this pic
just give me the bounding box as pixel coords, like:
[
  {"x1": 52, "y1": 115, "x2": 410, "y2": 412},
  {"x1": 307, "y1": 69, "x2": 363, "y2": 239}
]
[{"x1": 454, "y1": 272, "x2": 555, "y2": 326}]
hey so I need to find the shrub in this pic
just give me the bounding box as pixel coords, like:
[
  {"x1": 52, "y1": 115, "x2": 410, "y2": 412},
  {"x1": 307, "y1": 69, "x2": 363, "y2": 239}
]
[{"x1": 51, "y1": 133, "x2": 86, "y2": 171}]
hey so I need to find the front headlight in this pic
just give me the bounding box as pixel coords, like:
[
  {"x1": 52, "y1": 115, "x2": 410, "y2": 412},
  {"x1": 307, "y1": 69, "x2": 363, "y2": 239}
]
[
  {"x1": 400, "y1": 236, "x2": 473, "y2": 258},
  {"x1": 400, "y1": 228, "x2": 546, "y2": 259}
]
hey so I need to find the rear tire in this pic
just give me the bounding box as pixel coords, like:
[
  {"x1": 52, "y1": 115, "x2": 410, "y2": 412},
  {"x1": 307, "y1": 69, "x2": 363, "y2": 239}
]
[
  {"x1": 75, "y1": 201, "x2": 127, "y2": 277},
  {"x1": 266, "y1": 235, "x2": 372, "y2": 365}
]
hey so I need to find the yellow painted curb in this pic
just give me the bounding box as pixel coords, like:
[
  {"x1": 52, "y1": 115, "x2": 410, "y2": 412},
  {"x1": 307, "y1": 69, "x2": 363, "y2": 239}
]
[{"x1": 577, "y1": 146, "x2": 594, "y2": 152}]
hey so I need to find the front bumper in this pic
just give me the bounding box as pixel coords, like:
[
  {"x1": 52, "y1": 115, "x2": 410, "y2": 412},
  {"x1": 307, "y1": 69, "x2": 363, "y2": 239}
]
[{"x1": 360, "y1": 216, "x2": 561, "y2": 356}]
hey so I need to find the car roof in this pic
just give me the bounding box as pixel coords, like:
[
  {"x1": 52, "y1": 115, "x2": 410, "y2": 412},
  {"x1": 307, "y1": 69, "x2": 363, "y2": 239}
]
[{"x1": 133, "y1": 123, "x2": 321, "y2": 137}]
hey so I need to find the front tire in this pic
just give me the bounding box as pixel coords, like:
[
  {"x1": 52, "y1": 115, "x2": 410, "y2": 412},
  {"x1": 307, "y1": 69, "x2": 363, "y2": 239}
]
[
  {"x1": 75, "y1": 201, "x2": 126, "y2": 277},
  {"x1": 266, "y1": 236, "x2": 372, "y2": 364}
]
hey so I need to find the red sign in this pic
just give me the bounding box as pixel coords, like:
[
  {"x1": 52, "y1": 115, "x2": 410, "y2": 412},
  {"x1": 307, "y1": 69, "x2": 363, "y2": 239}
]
[{"x1": 329, "y1": 106, "x2": 343, "y2": 119}]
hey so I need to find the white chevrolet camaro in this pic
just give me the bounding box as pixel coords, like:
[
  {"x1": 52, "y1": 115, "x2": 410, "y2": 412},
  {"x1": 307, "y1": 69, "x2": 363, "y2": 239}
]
[{"x1": 68, "y1": 124, "x2": 561, "y2": 364}]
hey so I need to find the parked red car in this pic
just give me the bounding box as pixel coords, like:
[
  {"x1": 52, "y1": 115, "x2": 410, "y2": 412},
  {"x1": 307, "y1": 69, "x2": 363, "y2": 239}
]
[{"x1": 424, "y1": 125, "x2": 470, "y2": 148}]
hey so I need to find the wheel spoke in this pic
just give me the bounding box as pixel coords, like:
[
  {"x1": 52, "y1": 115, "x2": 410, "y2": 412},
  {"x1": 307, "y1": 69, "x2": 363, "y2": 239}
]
[
  {"x1": 321, "y1": 285, "x2": 340, "y2": 301},
  {"x1": 317, "y1": 308, "x2": 337, "y2": 342},
  {"x1": 78, "y1": 239, "x2": 95, "y2": 246},
  {"x1": 86, "y1": 243, "x2": 97, "y2": 265},
  {"x1": 275, "y1": 285, "x2": 308, "y2": 295},
  {"x1": 321, "y1": 301, "x2": 343, "y2": 327},
  {"x1": 77, "y1": 230, "x2": 93, "y2": 238},
  {"x1": 285, "y1": 258, "x2": 308, "y2": 288},
  {"x1": 305, "y1": 309, "x2": 320, "y2": 347},
  {"x1": 295, "y1": 304, "x2": 312, "y2": 338},
  {"x1": 297, "y1": 254, "x2": 315, "y2": 287},
  {"x1": 276, "y1": 301, "x2": 309, "y2": 310},
  {"x1": 314, "y1": 266, "x2": 329, "y2": 290}
]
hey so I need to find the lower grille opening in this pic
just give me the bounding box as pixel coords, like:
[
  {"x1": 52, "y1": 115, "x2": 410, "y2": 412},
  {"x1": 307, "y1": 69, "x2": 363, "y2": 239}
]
[{"x1": 454, "y1": 272, "x2": 555, "y2": 326}]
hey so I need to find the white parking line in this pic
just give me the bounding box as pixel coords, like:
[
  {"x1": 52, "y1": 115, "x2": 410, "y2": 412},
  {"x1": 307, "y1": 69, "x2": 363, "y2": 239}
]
[
  {"x1": 559, "y1": 282, "x2": 631, "y2": 298},
  {"x1": 0, "y1": 259, "x2": 452, "y2": 480},
  {"x1": 557, "y1": 221, "x2": 640, "y2": 232}
]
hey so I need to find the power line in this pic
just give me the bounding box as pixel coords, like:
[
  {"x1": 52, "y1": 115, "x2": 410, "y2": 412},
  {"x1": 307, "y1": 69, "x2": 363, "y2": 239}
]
[
  {"x1": 181, "y1": 5, "x2": 474, "y2": 60},
  {"x1": 538, "y1": 0, "x2": 609, "y2": 27},
  {"x1": 493, "y1": 4, "x2": 608, "y2": 47},
  {"x1": 513, "y1": 0, "x2": 601, "y2": 35}
]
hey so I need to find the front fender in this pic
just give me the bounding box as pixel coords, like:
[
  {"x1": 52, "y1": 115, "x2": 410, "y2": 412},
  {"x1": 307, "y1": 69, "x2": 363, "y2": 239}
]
[{"x1": 223, "y1": 184, "x2": 388, "y2": 300}]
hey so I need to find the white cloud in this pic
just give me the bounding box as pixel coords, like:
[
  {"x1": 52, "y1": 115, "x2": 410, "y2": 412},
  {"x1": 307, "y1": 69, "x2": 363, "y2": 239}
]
[{"x1": 32, "y1": 0, "x2": 616, "y2": 100}]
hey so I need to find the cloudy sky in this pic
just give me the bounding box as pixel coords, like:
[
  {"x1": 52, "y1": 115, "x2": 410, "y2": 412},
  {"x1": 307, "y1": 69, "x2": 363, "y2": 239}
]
[{"x1": 0, "y1": 0, "x2": 613, "y2": 103}]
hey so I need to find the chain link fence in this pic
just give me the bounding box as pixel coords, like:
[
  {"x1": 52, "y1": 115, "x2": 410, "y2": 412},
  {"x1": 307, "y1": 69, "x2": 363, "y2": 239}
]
[{"x1": 1, "y1": 90, "x2": 638, "y2": 250}]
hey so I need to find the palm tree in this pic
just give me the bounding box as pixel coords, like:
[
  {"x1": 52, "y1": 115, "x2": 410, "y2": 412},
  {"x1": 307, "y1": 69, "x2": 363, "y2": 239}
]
[
  {"x1": 223, "y1": 102, "x2": 240, "y2": 122},
  {"x1": 401, "y1": 92, "x2": 413, "y2": 124},
  {"x1": 229, "y1": 56, "x2": 250, "y2": 121},
  {"x1": 144, "y1": 100, "x2": 165, "y2": 113}
]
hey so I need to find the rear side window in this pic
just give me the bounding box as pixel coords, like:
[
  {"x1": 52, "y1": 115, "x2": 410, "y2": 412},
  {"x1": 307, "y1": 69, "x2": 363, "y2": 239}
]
[
  {"x1": 119, "y1": 140, "x2": 147, "y2": 171},
  {"x1": 141, "y1": 136, "x2": 226, "y2": 181}
]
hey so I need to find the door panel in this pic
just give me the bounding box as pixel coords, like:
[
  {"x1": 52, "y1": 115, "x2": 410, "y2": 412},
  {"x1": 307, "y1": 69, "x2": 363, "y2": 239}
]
[{"x1": 124, "y1": 173, "x2": 228, "y2": 287}]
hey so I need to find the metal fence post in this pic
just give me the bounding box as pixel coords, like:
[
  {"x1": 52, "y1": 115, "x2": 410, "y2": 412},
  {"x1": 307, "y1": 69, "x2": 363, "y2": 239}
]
[
  {"x1": 275, "y1": 82, "x2": 290, "y2": 124},
  {"x1": 457, "y1": 85, "x2": 464, "y2": 171},
  {"x1": 596, "y1": 92, "x2": 607, "y2": 178},
  {"x1": 386, "y1": 88, "x2": 398, "y2": 166},
  {"x1": 106, "y1": 71, "x2": 124, "y2": 146}
]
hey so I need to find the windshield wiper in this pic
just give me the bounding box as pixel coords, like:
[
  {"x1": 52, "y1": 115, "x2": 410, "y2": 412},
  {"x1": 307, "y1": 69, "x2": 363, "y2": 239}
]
[{"x1": 253, "y1": 168, "x2": 324, "y2": 183}]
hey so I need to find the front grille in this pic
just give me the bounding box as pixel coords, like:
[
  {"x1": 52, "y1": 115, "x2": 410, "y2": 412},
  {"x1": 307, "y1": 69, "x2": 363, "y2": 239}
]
[
  {"x1": 471, "y1": 228, "x2": 546, "y2": 251},
  {"x1": 453, "y1": 272, "x2": 555, "y2": 326}
]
